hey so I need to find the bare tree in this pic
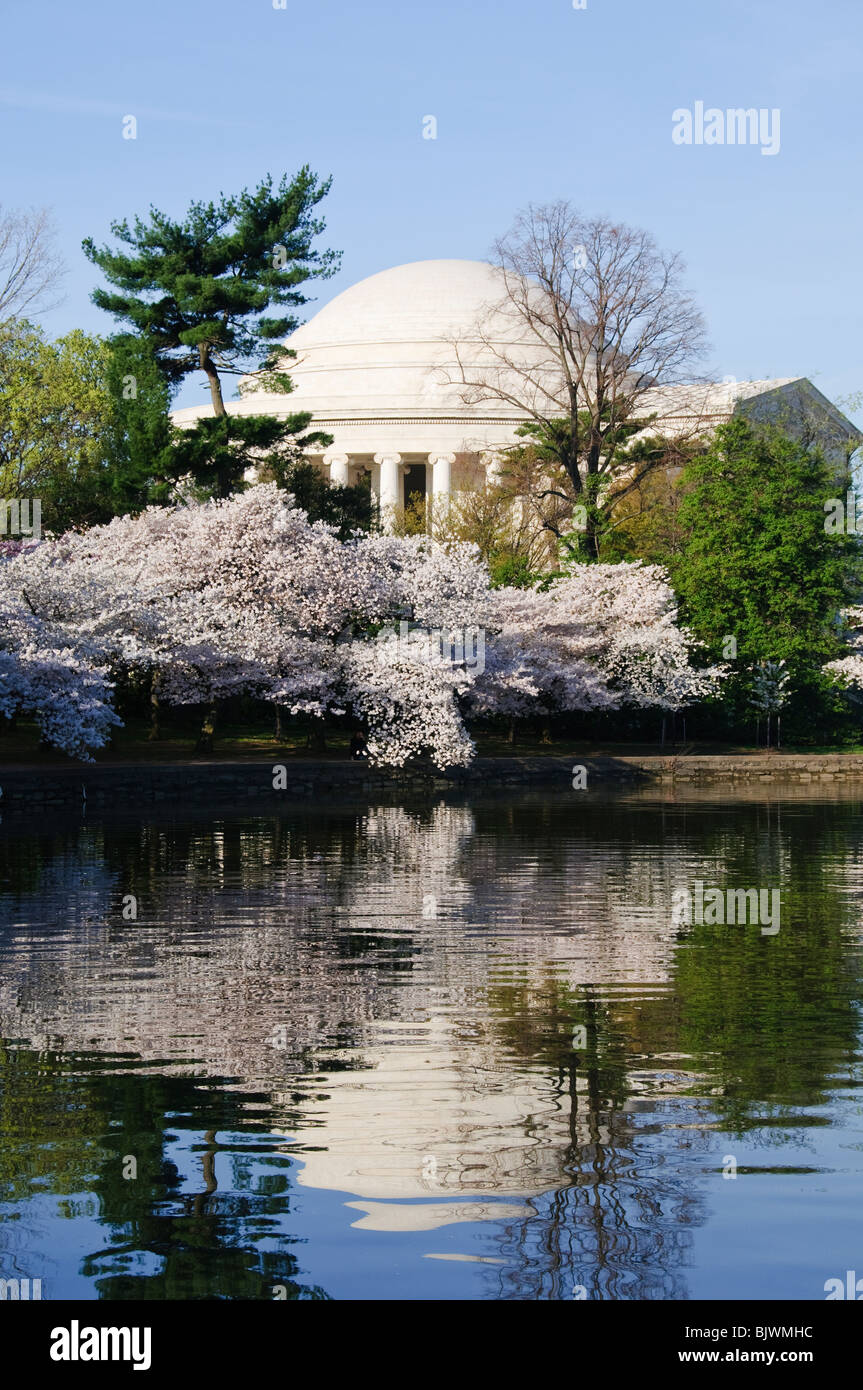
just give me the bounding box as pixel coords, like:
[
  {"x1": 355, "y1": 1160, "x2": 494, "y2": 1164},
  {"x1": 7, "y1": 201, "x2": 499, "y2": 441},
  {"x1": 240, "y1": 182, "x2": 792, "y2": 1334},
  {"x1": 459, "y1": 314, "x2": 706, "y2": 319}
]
[
  {"x1": 447, "y1": 202, "x2": 709, "y2": 558},
  {"x1": 0, "y1": 206, "x2": 66, "y2": 321}
]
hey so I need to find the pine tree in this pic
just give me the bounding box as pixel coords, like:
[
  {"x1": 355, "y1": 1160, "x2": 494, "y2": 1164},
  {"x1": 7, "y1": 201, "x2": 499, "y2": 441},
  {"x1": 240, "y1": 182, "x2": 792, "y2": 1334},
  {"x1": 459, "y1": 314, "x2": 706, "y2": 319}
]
[
  {"x1": 83, "y1": 168, "x2": 339, "y2": 497},
  {"x1": 269, "y1": 458, "x2": 374, "y2": 538}
]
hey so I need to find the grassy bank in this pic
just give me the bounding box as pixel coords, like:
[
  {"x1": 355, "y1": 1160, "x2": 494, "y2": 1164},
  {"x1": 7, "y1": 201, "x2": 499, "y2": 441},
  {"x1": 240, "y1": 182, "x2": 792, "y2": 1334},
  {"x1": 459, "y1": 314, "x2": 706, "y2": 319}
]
[{"x1": 1, "y1": 717, "x2": 861, "y2": 766}]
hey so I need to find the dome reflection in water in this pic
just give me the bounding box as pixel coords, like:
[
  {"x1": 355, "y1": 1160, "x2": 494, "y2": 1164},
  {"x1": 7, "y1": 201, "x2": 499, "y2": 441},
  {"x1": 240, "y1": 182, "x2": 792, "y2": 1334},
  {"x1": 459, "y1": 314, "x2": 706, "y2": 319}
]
[{"x1": 0, "y1": 787, "x2": 862, "y2": 1300}]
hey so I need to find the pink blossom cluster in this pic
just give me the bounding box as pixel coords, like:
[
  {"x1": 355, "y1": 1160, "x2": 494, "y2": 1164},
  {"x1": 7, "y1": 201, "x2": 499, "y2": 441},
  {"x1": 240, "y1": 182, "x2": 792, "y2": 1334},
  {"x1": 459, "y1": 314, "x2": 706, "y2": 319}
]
[{"x1": 0, "y1": 485, "x2": 722, "y2": 765}]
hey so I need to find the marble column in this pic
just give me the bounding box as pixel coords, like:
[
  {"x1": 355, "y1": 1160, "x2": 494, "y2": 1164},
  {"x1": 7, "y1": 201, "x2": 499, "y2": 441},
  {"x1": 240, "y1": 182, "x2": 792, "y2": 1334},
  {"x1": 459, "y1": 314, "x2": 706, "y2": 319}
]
[
  {"x1": 483, "y1": 451, "x2": 504, "y2": 487},
  {"x1": 428, "y1": 453, "x2": 453, "y2": 503},
  {"x1": 324, "y1": 452, "x2": 350, "y2": 487},
  {"x1": 374, "y1": 452, "x2": 402, "y2": 530},
  {"x1": 429, "y1": 452, "x2": 455, "y2": 516}
]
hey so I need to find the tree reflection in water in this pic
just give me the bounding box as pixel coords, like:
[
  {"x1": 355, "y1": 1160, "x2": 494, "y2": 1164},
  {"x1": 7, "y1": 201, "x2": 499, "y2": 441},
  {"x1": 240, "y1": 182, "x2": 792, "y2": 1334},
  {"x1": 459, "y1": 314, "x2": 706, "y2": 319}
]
[{"x1": 0, "y1": 787, "x2": 861, "y2": 1299}]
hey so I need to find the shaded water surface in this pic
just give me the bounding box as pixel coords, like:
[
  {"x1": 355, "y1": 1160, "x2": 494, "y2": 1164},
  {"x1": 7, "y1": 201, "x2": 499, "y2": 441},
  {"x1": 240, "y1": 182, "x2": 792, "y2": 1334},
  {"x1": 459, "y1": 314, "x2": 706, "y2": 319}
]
[{"x1": 1, "y1": 787, "x2": 863, "y2": 1300}]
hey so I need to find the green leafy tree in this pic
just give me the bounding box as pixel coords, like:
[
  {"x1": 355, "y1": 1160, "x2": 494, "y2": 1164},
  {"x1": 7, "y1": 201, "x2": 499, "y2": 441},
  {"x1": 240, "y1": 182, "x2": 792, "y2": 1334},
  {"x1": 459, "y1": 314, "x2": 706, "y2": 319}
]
[
  {"x1": 83, "y1": 169, "x2": 340, "y2": 498},
  {"x1": 99, "y1": 333, "x2": 176, "y2": 512},
  {"x1": 0, "y1": 319, "x2": 113, "y2": 531},
  {"x1": 670, "y1": 418, "x2": 860, "y2": 729}
]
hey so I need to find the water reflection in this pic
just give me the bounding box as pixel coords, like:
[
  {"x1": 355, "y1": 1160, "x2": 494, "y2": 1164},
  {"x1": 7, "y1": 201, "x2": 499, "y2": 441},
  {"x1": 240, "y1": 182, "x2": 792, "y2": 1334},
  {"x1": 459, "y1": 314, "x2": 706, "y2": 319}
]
[{"x1": 1, "y1": 788, "x2": 863, "y2": 1299}]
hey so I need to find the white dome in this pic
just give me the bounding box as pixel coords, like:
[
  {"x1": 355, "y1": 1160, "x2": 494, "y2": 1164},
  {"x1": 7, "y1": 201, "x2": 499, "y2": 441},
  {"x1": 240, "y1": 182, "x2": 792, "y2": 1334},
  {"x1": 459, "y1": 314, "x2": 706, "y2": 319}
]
[
  {"x1": 291, "y1": 258, "x2": 508, "y2": 355},
  {"x1": 249, "y1": 258, "x2": 532, "y2": 424},
  {"x1": 173, "y1": 259, "x2": 545, "y2": 457}
]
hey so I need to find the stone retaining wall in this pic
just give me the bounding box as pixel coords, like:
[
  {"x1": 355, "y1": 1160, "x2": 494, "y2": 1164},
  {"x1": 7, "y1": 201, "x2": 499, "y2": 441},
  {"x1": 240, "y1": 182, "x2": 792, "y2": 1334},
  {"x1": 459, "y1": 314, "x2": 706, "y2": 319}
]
[
  {"x1": 617, "y1": 754, "x2": 863, "y2": 785},
  {"x1": 1, "y1": 752, "x2": 863, "y2": 813}
]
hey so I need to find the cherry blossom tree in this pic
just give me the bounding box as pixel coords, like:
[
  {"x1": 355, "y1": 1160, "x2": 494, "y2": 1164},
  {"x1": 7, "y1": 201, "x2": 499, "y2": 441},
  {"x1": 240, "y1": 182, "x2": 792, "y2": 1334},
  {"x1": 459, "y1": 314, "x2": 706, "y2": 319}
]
[
  {"x1": 470, "y1": 562, "x2": 722, "y2": 725},
  {"x1": 0, "y1": 592, "x2": 120, "y2": 758},
  {"x1": 555, "y1": 563, "x2": 724, "y2": 712},
  {"x1": 0, "y1": 485, "x2": 724, "y2": 766}
]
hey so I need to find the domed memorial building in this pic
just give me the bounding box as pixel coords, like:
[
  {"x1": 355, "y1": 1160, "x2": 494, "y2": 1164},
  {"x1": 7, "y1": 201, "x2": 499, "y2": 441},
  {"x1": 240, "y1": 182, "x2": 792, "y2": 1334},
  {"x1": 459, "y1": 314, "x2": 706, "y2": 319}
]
[
  {"x1": 173, "y1": 258, "x2": 860, "y2": 528},
  {"x1": 174, "y1": 258, "x2": 541, "y2": 514}
]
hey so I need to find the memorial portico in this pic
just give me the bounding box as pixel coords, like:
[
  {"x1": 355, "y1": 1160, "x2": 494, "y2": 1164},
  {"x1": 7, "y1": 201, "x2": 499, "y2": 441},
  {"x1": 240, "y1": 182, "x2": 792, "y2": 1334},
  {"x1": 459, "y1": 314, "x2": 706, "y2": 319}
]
[
  {"x1": 319, "y1": 450, "x2": 461, "y2": 529},
  {"x1": 173, "y1": 259, "x2": 858, "y2": 530}
]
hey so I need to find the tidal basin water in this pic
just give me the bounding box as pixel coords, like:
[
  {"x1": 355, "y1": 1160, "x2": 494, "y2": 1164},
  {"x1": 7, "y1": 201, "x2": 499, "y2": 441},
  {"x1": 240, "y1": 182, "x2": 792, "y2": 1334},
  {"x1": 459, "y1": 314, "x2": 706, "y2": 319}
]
[{"x1": 2, "y1": 785, "x2": 863, "y2": 1301}]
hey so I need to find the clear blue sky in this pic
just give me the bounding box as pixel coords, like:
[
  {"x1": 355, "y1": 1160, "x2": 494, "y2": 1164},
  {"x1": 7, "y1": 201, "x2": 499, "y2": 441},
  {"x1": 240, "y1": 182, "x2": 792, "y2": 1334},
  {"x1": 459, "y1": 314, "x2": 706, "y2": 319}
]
[{"x1": 3, "y1": 0, "x2": 861, "y2": 416}]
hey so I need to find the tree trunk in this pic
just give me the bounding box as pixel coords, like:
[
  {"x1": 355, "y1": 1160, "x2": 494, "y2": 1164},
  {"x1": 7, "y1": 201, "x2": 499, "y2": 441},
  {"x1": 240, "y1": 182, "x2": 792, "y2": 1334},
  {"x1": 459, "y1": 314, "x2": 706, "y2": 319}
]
[
  {"x1": 199, "y1": 344, "x2": 235, "y2": 495},
  {"x1": 192, "y1": 1130, "x2": 219, "y2": 1217},
  {"x1": 195, "y1": 700, "x2": 218, "y2": 754},
  {"x1": 507, "y1": 716, "x2": 516, "y2": 746},
  {"x1": 200, "y1": 346, "x2": 226, "y2": 416},
  {"x1": 148, "y1": 671, "x2": 161, "y2": 741},
  {"x1": 274, "y1": 705, "x2": 283, "y2": 741},
  {"x1": 306, "y1": 723, "x2": 326, "y2": 753}
]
